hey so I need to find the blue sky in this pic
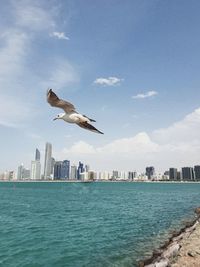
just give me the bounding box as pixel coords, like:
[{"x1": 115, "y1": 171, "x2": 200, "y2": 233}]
[{"x1": 1, "y1": 0, "x2": 200, "y2": 173}]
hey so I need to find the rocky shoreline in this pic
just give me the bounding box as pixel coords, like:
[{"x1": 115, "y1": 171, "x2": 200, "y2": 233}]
[{"x1": 138, "y1": 207, "x2": 200, "y2": 267}]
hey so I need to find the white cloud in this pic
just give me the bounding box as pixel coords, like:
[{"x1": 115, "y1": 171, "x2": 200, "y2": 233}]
[
  {"x1": 12, "y1": 0, "x2": 55, "y2": 31},
  {"x1": 50, "y1": 31, "x2": 69, "y2": 40},
  {"x1": 60, "y1": 108, "x2": 200, "y2": 172},
  {"x1": 94, "y1": 76, "x2": 123, "y2": 86},
  {"x1": 152, "y1": 108, "x2": 200, "y2": 144},
  {"x1": 41, "y1": 60, "x2": 79, "y2": 89},
  {"x1": 63, "y1": 141, "x2": 96, "y2": 154},
  {"x1": 132, "y1": 90, "x2": 158, "y2": 99}
]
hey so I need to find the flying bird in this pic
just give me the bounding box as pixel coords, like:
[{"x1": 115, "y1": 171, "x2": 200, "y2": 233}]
[{"x1": 47, "y1": 89, "x2": 104, "y2": 134}]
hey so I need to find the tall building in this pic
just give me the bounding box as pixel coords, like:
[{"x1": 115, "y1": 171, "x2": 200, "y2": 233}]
[
  {"x1": 51, "y1": 157, "x2": 55, "y2": 176},
  {"x1": 54, "y1": 161, "x2": 62, "y2": 180},
  {"x1": 23, "y1": 169, "x2": 30, "y2": 179},
  {"x1": 194, "y1": 165, "x2": 200, "y2": 181},
  {"x1": 31, "y1": 160, "x2": 41, "y2": 180},
  {"x1": 128, "y1": 171, "x2": 137, "y2": 180},
  {"x1": 70, "y1": 165, "x2": 77, "y2": 180},
  {"x1": 17, "y1": 164, "x2": 24, "y2": 180},
  {"x1": 112, "y1": 170, "x2": 119, "y2": 179},
  {"x1": 44, "y1": 142, "x2": 52, "y2": 180},
  {"x1": 169, "y1": 168, "x2": 178, "y2": 180},
  {"x1": 85, "y1": 164, "x2": 90, "y2": 172},
  {"x1": 77, "y1": 161, "x2": 84, "y2": 180},
  {"x1": 35, "y1": 148, "x2": 40, "y2": 161},
  {"x1": 61, "y1": 160, "x2": 70, "y2": 180},
  {"x1": 182, "y1": 167, "x2": 194, "y2": 181},
  {"x1": 146, "y1": 166, "x2": 155, "y2": 180}
]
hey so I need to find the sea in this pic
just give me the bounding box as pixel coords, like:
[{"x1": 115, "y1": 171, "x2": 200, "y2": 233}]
[{"x1": 0, "y1": 181, "x2": 200, "y2": 267}]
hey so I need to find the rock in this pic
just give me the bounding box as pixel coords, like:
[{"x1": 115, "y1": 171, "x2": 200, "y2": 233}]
[
  {"x1": 162, "y1": 243, "x2": 180, "y2": 258},
  {"x1": 155, "y1": 259, "x2": 169, "y2": 267},
  {"x1": 188, "y1": 250, "x2": 195, "y2": 257},
  {"x1": 138, "y1": 261, "x2": 145, "y2": 267},
  {"x1": 195, "y1": 207, "x2": 200, "y2": 215}
]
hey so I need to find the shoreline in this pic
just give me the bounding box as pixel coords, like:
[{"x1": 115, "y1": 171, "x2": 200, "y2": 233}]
[
  {"x1": 1, "y1": 180, "x2": 200, "y2": 183},
  {"x1": 138, "y1": 207, "x2": 200, "y2": 267}
]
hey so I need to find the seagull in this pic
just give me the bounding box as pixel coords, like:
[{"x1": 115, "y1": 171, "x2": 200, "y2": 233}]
[{"x1": 47, "y1": 89, "x2": 104, "y2": 134}]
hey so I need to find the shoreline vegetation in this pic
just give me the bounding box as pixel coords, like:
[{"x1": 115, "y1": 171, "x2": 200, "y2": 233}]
[{"x1": 138, "y1": 207, "x2": 200, "y2": 267}]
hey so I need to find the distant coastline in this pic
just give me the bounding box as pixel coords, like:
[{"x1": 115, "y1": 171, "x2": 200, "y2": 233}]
[{"x1": 1, "y1": 180, "x2": 200, "y2": 183}]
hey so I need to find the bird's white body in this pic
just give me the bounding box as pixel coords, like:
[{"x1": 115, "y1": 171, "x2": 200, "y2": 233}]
[
  {"x1": 56, "y1": 112, "x2": 90, "y2": 124},
  {"x1": 47, "y1": 89, "x2": 103, "y2": 134}
]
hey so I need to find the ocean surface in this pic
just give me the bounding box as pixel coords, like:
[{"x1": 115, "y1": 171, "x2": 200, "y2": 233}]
[{"x1": 1, "y1": 182, "x2": 200, "y2": 267}]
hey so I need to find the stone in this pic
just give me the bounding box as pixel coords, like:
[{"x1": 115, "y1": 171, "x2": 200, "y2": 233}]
[
  {"x1": 194, "y1": 207, "x2": 200, "y2": 215},
  {"x1": 187, "y1": 251, "x2": 195, "y2": 257}
]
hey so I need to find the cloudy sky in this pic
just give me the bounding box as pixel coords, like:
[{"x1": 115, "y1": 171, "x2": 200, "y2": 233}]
[{"x1": 1, "y1": 0, "x2": 200, "y2": 173}]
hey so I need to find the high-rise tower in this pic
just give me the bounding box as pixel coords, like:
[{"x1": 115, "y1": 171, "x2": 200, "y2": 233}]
[
  {"x1": 44, "y1": 142, "x2": 52, "y2": 180},
  {"x1": 35, "y1": 148, "x2": 40, "y2": 161}
]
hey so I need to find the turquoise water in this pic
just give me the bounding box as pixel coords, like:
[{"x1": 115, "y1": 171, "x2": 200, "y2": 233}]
[{"x1": 0, "y1": 182, "x2": 200, "y2": 267}]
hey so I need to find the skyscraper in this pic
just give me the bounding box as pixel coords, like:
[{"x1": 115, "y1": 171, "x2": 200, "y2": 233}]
[
  {"x1": 44, "y1": 142, "x2": 52, "y2": 180},
  {"x1": 54, "y1": 161, "x2": 62, "y2": 180},
  {"x1": 70, "y1": 165, "x2": 77, "y2": 180},
  {"x1": 169, "y1": 168, "x2": 178, "y2": 180},
  {"x1": 77, "y1": 161, "x2": 84, "y2": 180},
  {"x1": 17, "y1": 164, "x2": 24, "y2": 180},
  {"x1": 31, "y1": 160, "x2": 41, "y2": 180},
  {"x1": 182, "y1": 167, "x2": 194, "y2": 181},
  {"x1": 35, "y1": 148, "x2": 40, "y2": 161},
  {"x1": 146, "y1": 166, "x2": 155, "y2": 180},
  {"x1": 61, "y1": 160, "x2": 70, "y2": 180},
  {"x1": 51, "y1": 157, "x2": 55, "y2": 176},
  {"x1": 194, "y1": 165, "x2": 200, "y2": 181}
]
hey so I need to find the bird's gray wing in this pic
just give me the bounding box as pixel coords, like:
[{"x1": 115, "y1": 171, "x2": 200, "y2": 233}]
[
  {"x1": 77, "y1": 121, "x2": 104, "y2": 134},
  {"x1": 47, "y1": 89, "x2": 76, "y2": 113}
]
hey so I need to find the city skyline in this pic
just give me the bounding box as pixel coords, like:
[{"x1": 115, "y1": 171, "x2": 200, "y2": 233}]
[
  {"x1": 1, "y1": 141, "x2": 200, "y2": 182},
  {"x1": 1, "y1": 1, "x2": 200, "y2": 172}
]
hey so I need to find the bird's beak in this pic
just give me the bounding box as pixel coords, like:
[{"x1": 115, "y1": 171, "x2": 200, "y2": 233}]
[{"x1": 53, "y1": 117, "x2": 58, "y2": 121}]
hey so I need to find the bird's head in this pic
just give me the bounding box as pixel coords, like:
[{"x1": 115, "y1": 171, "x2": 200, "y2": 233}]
[{"x1": 53, "y1": 113, "x2": 65, "y2": 121}]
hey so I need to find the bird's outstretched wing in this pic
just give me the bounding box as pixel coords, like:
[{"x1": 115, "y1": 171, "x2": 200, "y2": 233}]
[
  {"x1": 47, "y1": 89, "x2": 76, "y2": 113},
  {"x1": 77, "y1": 121, "x2": 104, "y2": 134}
]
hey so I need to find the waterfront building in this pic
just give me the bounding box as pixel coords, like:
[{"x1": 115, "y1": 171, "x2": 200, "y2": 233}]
[
  {"x1": 24, "y1": 169, "x2": 30, "y2": 179},
  {"x1": 35, "y1": 148, "x2": 40, "y2": 161},
  {"x1": 17, "y1": 165, "x2": 30, "y2": 180},
  {"x1": 8, "y1": 171, "x2": 15, "y2": 180},
  {"x1": 88, "y1": 171, "x2": 97, "y2": 180},
  {"x1": 61, "y1": 160, "x2": 70, "y2": 180},
  {"x1": 77, "y1": 161, "x2": 84, "y2": 180},
  {"x1": 54, "y1": 161, "x2": 62, "y2": 180},
  {"x1": 98, "y1": 171, "x2": 110, "y2": 180},
  {"x1": 128, "y1": 171, "x2": 137, "y2": 180},
  {"x1": 85, "y1": 164, "x2": 90, "y2": 172},
  {"x1": 51, "y1": 157, "x2": 55, "y2": 176},
  {"x1": 112, "y1": 170, "x2": 119, "y2": 180},
  {"x1": 182, "y1": 167, "x2": 194, "y2": 181},
  {"x1": 145, "y1": 166, "x2": 155, "y2": 180},
  {"x1": 31, "y1": 160, "x2": 41, "y2": 180},
  {"x1": 177, "y1": 171, "x2": 182, "y2": 180},
  {"x1": 44, "y1": 142, "x2": 52, "y2": 180},
  {"x1": 70, "y1": 165, "x2": 77, "y2": 180},
  {"x1": 17, "y1": 164, "x2": 24, "y2": 180},
  {"x1": 194, "y1": 165, "x2": 200, "y2": 181},
  {"x1": 169, "y1": 168, "x2": 178, "y2": 180}
]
